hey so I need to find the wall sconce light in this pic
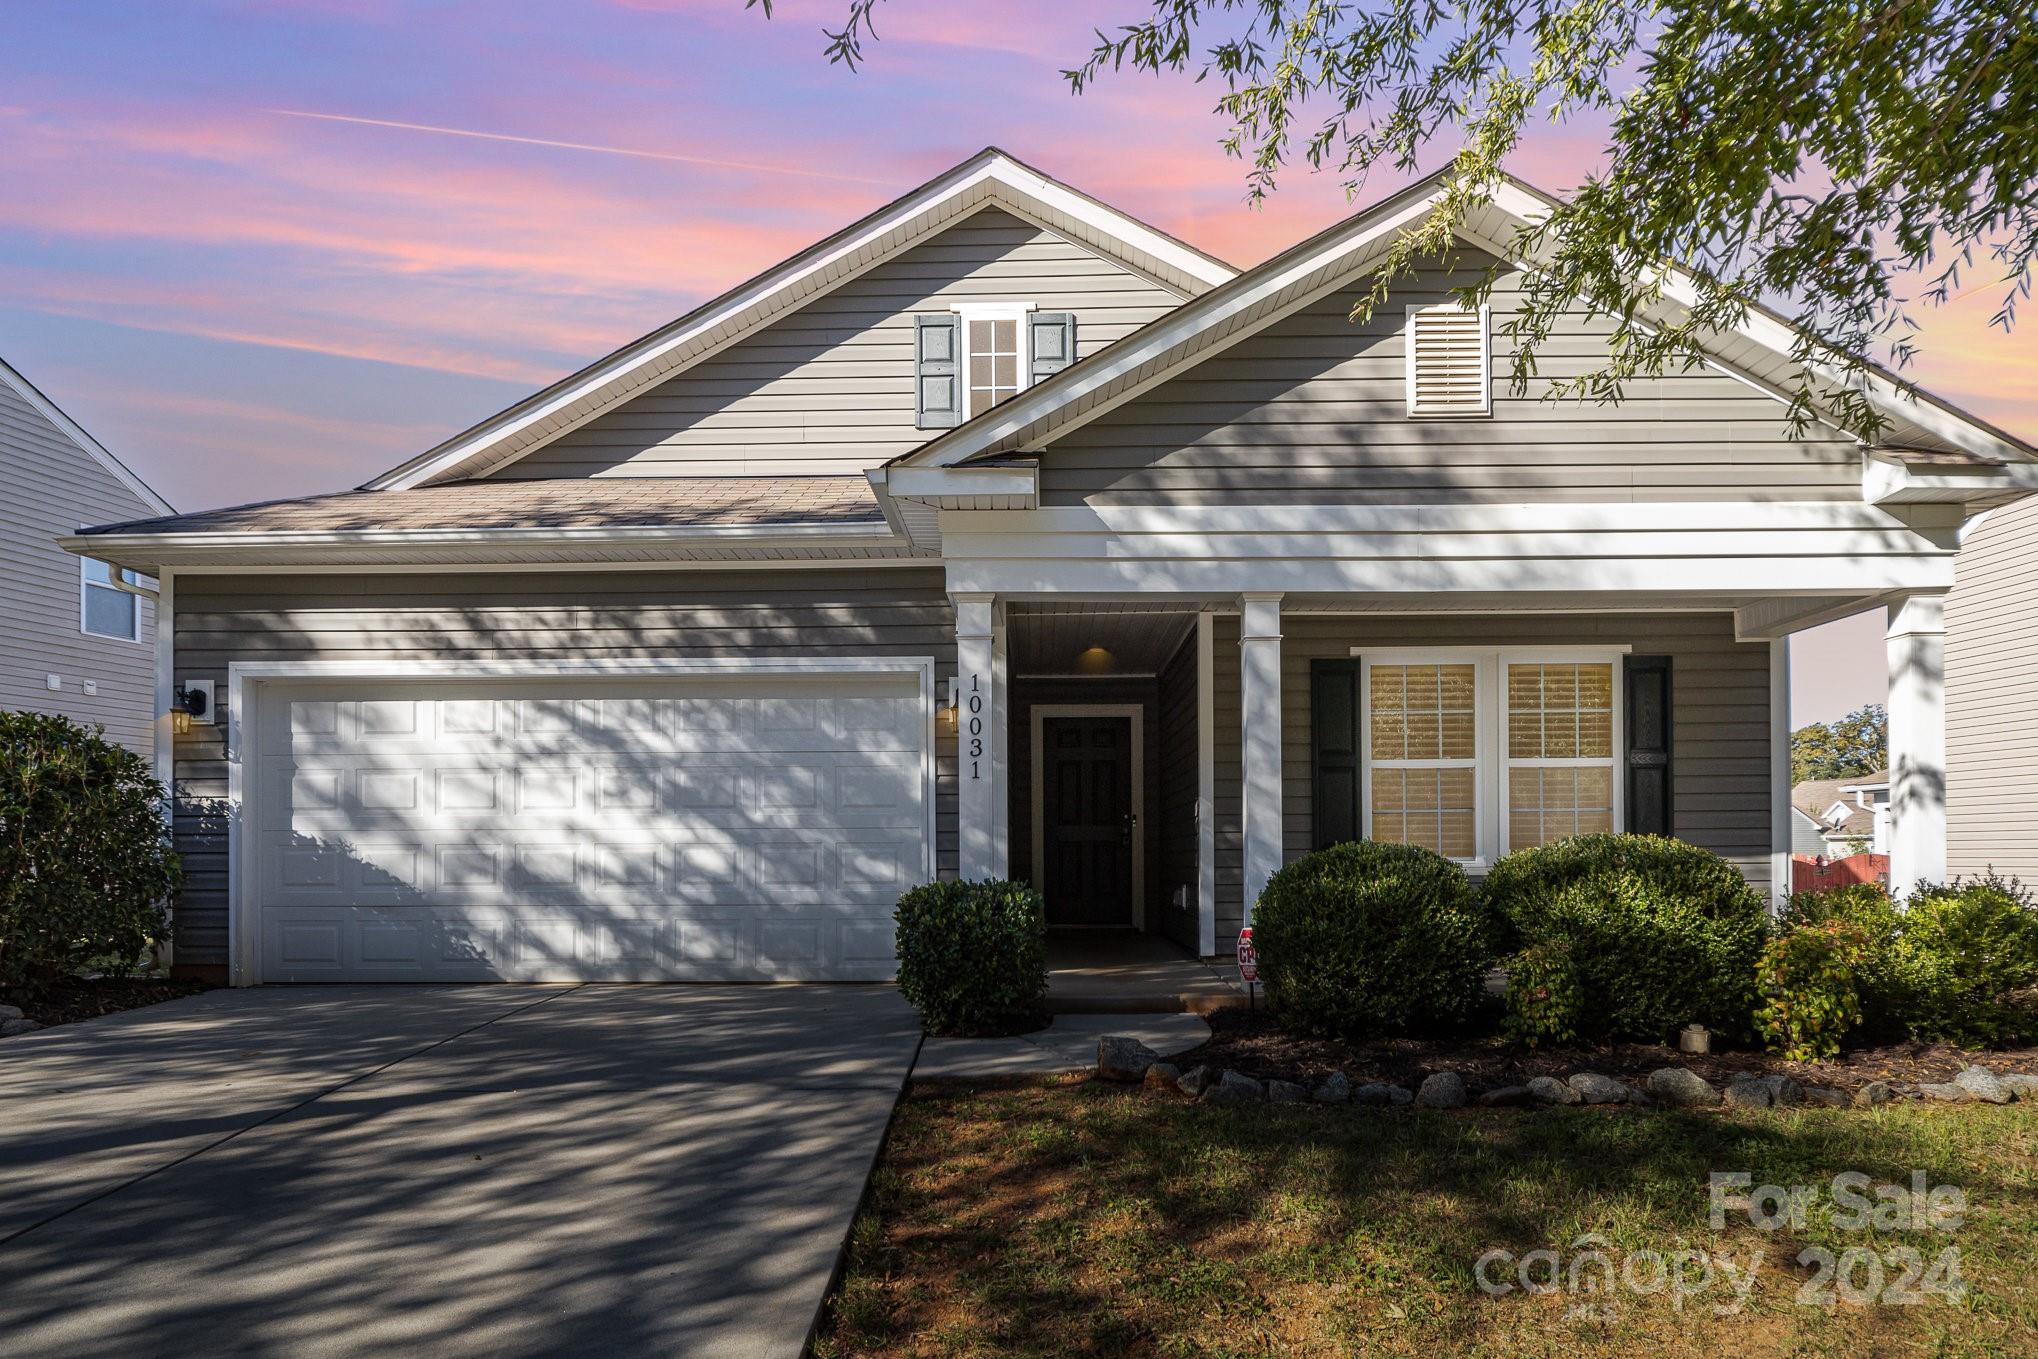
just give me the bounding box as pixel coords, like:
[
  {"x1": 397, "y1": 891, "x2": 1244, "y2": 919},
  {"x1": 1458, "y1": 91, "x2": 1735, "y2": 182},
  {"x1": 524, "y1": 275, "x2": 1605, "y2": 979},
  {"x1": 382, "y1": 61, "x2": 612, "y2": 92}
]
[
  {"x1": 169, "y1": 682, "x2": 211, "y2": 736},
  {"x1": 170, "y1": 709, "x2": 191, "y2": 736}
]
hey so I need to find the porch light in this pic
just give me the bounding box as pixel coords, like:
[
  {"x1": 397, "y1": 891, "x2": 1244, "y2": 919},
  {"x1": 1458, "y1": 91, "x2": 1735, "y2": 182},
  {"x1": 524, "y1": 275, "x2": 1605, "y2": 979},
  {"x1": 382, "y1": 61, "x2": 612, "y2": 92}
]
[
  {"x1": 1076, "y1": 646, "x2": 1116, "y2": 675},
  {"x1": 170, "y1": 708, "x2": 191, "y2": 737}
]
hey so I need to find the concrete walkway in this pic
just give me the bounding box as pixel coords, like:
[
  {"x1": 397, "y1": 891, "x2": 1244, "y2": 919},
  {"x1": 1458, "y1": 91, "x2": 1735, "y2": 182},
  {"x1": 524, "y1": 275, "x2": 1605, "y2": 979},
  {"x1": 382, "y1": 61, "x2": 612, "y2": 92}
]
[
  {"x1": 1045, "y1": 932, "x2": 1244, "y2": 1014},
  {"x1": 915, "y1": 1012, "x2": 1210, "y2": 1078},
  {"x1": 0, "y1": 984, "x2": 921, "y2": 1359}
]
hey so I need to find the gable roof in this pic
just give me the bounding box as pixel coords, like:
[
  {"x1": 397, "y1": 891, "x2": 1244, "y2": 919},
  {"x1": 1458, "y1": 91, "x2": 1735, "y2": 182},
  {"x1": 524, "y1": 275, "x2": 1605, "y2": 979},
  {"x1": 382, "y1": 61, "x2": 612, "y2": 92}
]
[
  {"x1": 895, "y1": 168, "x2": 2036, "y2": 473},
  {"x1": 368, "y1": 148, "x2": 1237, "y2": 492},
  {"x1": 0, "y1": 356, "x2": 174, "y2": 516}
]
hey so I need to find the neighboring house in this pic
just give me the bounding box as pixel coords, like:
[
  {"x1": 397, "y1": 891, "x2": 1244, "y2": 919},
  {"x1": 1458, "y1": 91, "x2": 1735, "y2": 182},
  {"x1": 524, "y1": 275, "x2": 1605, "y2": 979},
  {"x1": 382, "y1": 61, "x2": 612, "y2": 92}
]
[
  {"x1": 64, "y1": 149, "x2": 2037, "y2": 985},
  {"x1": 1791, "y1": 769, "x2": 1891, "y2": 857},
  {"x1": 1945, "y1": 497, "x2": 2038, "y2": 882},
  {"x1": 2, "y1": 357, "x2": 173, "y2": 756}
]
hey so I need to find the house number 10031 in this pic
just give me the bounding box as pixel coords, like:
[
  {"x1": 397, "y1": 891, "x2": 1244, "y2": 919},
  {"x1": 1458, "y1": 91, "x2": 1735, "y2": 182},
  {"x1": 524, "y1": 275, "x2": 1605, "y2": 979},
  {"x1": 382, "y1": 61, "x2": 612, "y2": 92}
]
[{"x1": 966, "y1": 674, "x2": 984, "y2": 779}]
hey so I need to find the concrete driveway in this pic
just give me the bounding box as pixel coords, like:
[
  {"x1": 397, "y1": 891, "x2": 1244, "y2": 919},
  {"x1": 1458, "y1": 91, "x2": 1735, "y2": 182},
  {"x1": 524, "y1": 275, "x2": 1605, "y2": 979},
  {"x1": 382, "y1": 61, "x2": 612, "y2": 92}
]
[{"x1": 0, "y1": 984, "x2": 921, "y2": 1358}]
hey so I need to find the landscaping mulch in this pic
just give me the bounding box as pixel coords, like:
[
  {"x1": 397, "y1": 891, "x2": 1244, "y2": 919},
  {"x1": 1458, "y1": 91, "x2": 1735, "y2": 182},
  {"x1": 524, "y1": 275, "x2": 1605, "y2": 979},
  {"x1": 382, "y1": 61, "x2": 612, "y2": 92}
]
[
  {"x1": 1, "y1": 977, "x2": 209, "y2": 1030},
  {"x1": 1183, "y1": 1007, "x2": 2038, "y2": 1097}
]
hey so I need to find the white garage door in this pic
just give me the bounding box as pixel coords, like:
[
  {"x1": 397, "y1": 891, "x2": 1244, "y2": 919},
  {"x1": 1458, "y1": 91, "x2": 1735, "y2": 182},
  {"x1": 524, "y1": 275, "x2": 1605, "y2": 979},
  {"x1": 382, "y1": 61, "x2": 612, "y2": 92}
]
[{"x1": 245, "y1": 672, "x2": 930, "y2": 982}]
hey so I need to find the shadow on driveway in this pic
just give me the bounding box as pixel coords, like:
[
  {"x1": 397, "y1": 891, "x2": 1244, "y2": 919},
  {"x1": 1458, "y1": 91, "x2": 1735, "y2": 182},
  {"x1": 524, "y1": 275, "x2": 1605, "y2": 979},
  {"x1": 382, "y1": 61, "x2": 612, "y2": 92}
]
[{"x1": 0, "y1": 985, "x2": 921, "y2": 1358}]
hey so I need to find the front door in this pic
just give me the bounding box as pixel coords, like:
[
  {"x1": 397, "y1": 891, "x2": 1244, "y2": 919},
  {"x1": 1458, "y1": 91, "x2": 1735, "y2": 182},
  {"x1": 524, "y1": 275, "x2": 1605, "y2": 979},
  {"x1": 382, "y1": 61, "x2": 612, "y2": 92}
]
[{"x1": 1041, "y1": 715, "x2": 1133, "y2": 926}]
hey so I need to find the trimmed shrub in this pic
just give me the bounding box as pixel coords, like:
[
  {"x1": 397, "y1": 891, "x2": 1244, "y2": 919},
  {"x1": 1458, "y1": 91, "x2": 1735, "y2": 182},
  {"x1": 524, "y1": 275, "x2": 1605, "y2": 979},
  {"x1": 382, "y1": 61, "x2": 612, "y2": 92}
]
[
  {"x1": 1889, "y1": 874, "x2": 2038, "y2": 1047},
  {"x1": 1502, "y1": 940, "x2": 1585, "y2": 1048},
  {"x1": 1784, "y1": 883, "x2": 1909, "y2": 1040},
  {"x1": 1, "y1": 712, "x2": 180, "y2": 995},
  {"x1": 1251, "y1": 840, "x2": 1501, "y2": 1039},
  {"x1": 893, "y1": 879, "x2": 1047, "y2": 1035},
  {"x1": 1756, "y1": 921, "x2": 1869, "y2": 1060},
  {"x1": 1485, "y1": 833, "x2": 1768, "y2": 1042}
]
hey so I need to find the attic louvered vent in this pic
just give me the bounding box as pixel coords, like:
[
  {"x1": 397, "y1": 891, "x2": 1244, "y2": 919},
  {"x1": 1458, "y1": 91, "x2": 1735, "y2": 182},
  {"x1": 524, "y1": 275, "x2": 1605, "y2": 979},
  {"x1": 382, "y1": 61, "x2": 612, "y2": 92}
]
[{"x1": 1405, "y1": 304, "x2": 1491, "y2": 417}]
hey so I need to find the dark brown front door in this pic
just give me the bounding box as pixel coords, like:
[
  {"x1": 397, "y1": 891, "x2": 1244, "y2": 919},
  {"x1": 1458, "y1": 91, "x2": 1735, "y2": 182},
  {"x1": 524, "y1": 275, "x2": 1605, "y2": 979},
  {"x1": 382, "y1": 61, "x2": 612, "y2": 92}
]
[{"x1": 1041, "y1": 715, "x2": 1133, "y2": 926}]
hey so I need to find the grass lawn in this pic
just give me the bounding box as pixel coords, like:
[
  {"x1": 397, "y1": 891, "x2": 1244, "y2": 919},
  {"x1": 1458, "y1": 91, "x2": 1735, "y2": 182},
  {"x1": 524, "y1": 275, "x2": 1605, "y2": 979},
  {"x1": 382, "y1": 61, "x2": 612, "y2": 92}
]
[{"x1": 817, "y1": 1078, "x2": 2038, "y2": 1357}]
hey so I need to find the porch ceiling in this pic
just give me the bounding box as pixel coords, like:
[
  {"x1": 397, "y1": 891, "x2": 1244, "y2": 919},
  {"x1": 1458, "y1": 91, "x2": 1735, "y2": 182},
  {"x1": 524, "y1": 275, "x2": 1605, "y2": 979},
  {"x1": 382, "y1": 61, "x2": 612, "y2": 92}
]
[{"x1": 1008, "y1": 603, "x2": 1199, "y2": 677}]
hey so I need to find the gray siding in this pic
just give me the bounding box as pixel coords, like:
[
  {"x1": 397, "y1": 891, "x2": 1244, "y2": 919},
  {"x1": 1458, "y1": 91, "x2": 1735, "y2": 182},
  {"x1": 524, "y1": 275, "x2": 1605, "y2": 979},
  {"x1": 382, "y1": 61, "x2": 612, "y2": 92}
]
[
  {"x1": 0, "y1": 374, "x2": 159, "y2": 754},
  {"x1": 1209, "y1": 611, "x2": 1777, "y2": 948},
  {"x1": 1040, "y1": 251, "x2": 1865, "y2": 505},
  {"x1": 169, "y1": 569, "x2": 956, "y2": 973},
  {"x1": 1946, "y1": 497, "x2": 2038, "y2": 880},
  {"x1": 504, "y1": 209, "x2": 1185, "y2": 479}
]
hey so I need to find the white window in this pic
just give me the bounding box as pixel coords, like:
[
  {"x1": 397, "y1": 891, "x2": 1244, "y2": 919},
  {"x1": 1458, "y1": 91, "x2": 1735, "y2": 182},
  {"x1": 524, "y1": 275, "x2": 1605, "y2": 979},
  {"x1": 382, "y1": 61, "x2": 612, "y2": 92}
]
[
  {"x1": 1405, "y1": 303, "x2": 1491, "y2": 417},
  {"x1": 80, "y1": 556, "x2": 141, "y2": 642},
  {"x1": 1359, "y1": 649, "x2": 1623, "y2": 867},
  {"x1": 953, "y1": 302, "x2": 1034, "y2": 418}
]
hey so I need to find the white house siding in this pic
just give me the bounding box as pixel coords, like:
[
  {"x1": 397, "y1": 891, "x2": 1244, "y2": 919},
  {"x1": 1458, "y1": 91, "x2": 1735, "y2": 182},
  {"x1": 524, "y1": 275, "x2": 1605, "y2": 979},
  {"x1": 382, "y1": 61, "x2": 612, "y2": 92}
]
[
  {"x1": 1038, "y1": 251, "x2": 1865, "y2": 506},
  {"x1": 498, "y1": 209, "x2": 1185, "y2": 479},
  {"x1": 1946, "y1": 497, "x2": 2038, "y2": 881},
  {"x1": 0, "y1": 374, "x2": 159, "y2": 754},
  {"x1": 168, "y1": 568, "x2": 956, "y2": 975}
]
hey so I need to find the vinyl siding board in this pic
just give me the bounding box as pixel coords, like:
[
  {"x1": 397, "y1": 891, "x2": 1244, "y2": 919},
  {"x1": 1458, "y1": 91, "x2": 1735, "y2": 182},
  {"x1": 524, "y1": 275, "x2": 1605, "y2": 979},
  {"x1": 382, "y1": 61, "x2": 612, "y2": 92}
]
[
  {"x1": 502, "y1": 209, "x2": 1184, "y2": 479},
  {"x1": 1946, "y1": 497, "x2": 2038, "y2": 879},
  {"x1": 169, "y1": 568, "x2": 956, "y2": 970},
  {"x1": 1208, "y1": 611, "x2": 1776, "y2": 949},
  {"x1": 0, "y1": 376, "x2": 159, "y2": 754},
  {"x1": 1040, "y1": 252, "x2": 1865, "y2": 506}
]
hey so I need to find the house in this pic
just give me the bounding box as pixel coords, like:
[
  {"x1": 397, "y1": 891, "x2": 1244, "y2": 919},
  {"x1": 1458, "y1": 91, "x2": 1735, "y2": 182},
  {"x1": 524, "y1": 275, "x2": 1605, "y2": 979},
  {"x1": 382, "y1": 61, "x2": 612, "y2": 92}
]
[
  {"x1": 1945, "y1": 497, "x2": 2038, "y2": 881},
  {"x1": 64, "y1": 149, "x2": 2038, "y2": 985},
  {"x1": 1790, "y1": 769, "x2": 1891, "y2": 857},
  {"x1": 3, "y1": 357, "x2": 173, "y2": 756}
]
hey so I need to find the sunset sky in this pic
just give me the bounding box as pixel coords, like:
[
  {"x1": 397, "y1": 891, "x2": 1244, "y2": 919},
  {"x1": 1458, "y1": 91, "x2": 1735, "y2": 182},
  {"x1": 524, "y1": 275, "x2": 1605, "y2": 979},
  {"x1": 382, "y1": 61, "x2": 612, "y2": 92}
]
[{"x1": 4, "y1": 1, "x2": 2030, "y2": 725}]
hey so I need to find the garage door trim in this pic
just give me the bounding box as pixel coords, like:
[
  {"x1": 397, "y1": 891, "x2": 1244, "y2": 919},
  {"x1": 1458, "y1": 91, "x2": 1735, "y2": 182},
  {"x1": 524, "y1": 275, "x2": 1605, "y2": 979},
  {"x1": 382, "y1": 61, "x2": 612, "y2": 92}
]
[{"x1": 224, "y1": 657, "x2": 939, "y2": 985}]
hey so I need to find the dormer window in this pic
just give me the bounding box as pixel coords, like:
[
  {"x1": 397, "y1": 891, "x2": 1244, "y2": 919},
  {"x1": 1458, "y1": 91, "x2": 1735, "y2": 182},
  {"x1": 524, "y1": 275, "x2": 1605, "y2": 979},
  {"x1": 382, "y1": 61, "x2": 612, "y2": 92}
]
[{"x1": 1405, "y1": 303, "x2": 1491, "y2": 417}]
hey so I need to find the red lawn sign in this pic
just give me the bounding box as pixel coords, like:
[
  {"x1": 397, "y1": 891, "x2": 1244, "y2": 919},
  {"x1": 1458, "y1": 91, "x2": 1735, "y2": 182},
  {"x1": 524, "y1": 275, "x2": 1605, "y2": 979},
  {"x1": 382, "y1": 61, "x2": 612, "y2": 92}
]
[{"x1": 1236, "y1": 926, "x2": 1257, "y2": 983}]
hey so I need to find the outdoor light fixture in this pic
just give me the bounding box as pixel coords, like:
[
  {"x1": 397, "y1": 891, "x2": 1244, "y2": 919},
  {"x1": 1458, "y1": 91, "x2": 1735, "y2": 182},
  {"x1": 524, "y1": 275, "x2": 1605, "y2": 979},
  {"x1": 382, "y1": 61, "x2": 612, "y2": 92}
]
[
  {"x1": 170, "y1": 709, "x2": 191, "y2": 736},
  {"x1": 177, "y1": 685, "x2": 209, "y2": 720}
]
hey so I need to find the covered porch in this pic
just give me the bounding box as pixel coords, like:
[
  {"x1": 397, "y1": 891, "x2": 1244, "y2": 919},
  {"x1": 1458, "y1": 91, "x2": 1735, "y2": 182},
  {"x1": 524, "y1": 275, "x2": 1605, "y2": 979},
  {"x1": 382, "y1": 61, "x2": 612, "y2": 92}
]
[{"x1": 954, "y1": 589, "x2": 1950, "y2": 958}]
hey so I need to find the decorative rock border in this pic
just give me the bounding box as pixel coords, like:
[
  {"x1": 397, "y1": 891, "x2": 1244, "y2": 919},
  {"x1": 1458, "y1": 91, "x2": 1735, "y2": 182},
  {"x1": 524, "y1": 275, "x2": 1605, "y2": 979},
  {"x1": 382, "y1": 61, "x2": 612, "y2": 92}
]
[
  {"x1": 0, "y1": 1005, "x2": 42, "y2": 1039},
  {"x1": 1096, "y1": 1037, "x2": 2037, "y2": 1115}
]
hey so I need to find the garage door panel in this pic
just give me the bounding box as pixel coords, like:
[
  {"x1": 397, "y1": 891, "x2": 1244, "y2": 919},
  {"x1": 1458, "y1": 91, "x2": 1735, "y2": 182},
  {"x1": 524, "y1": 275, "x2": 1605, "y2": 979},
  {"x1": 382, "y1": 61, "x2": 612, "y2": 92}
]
[{"x1": 251, "y1": 674, "x2": 929, "y2": 982}]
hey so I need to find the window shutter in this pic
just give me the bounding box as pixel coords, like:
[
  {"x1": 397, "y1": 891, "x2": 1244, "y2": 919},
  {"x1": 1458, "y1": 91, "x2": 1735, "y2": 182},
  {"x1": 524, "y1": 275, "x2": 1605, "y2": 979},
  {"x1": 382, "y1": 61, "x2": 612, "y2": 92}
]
[
  {"x1": 914, "y1": 313, "x2": 961, "y2": 428},
  {"x1": 1624, "y1": 655, "x2": 1673, "y2": 836},
  {"x1": 1311, "y1": 659, "x2": 1364, "y2": 849},
  {"x1": 1406, "y1": 305, "x2": 1491, "y2": 416},
  {"x1": 1030, "y1": 312, "x2": 1076, "y2": 381}
]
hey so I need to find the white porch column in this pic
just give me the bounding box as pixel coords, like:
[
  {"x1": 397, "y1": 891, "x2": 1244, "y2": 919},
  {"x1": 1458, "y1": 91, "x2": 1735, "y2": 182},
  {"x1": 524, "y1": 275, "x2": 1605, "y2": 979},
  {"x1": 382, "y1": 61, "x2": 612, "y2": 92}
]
[
  {"x1": 953, "y1": 592, "x2": 1004, "y2": 880},
  {"x1": 1239, "y1": 592, "x2": 1284, "y2": 921},
  {"x1": 1887, "y1": 592, "x2": 1948, "y2": 897}
]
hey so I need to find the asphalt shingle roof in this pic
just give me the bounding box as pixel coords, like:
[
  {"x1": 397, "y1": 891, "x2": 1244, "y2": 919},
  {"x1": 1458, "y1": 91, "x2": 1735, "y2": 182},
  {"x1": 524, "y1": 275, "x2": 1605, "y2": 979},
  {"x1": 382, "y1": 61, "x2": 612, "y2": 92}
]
[{"x1": 80, "y1": 477, "x2": 886, "y2": 537}]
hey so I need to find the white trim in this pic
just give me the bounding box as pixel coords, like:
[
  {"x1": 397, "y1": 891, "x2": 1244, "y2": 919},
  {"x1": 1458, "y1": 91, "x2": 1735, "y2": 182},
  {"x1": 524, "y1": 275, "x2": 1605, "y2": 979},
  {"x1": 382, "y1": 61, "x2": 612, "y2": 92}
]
[
  {"x1": 1195, "y1": 609, "x2": 1216, "y2": 956},
  {"x1": 223, "y1": 655, "x2": 938, "y2": 986},
  {"x1": 0, "y1": 357, "x2": 175, "y2": 515},
  {"x1": 79, "y1": 554, "x2": 144, "y2": 643},
  {"x1": 1777, "y1": 639, "x2": 1793, "y2": 912},
  {"x1": 1029, "y1": 703, "x2": 1146, "y2": 929},
  {"x1": 1353, "y1": 646, "x2": 1628, "y2": 870},
  {"x1": 369, "y1": 150, "x2": 1233, "y2": 490},
  {"x1": 1404, "y1": 302, "x2": 1492, "y2": 418},
  {"x1": 153, "y1": 567, "x2": 176, "y2": 971},
  {"x1": 1238, "y1": 592, "x2": 1283, "y2": 920},
  {"x1": 951, "y1": 301, "x2": 1037, "y2": 420}
]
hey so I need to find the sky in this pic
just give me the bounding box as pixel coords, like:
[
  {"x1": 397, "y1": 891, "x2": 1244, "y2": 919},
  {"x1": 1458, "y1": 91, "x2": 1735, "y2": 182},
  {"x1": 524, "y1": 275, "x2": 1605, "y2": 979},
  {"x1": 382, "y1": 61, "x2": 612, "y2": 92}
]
[{"x1": 3, "y1": 1, "x2": 2030, "y2": 727}]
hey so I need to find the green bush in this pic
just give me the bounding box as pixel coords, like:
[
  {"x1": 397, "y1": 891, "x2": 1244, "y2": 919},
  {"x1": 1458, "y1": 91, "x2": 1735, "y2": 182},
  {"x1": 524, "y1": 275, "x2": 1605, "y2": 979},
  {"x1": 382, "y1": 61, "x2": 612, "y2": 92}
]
[
  {"x1": 1251, "y1": 840, "x2": 1501, "y2": 1039},
  {"x1": 893, "y1": 879, "x2": 1047, "y2": 1035},
  {"x1": 1756, "y1": 921, "x2": 1868, "y2": 1060},
  {"x1": 1784, "y1": 883, "x2": 1909, "y2": 1040},
  {"x1": 1485, "y1": 833, "x2": 1768, "y2": 1042},
  {"x1": 1889, "y1": 875, "x2": 2038, "y2": 1047},
  {"x1": 0, "y1": 712, "x2": 180, "y2": 995},
  {"x1": 1501, "y1": 940, "x2": 1585, "y2": 1047}
]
